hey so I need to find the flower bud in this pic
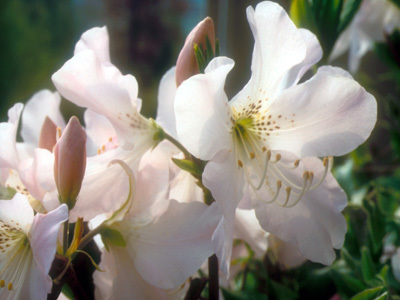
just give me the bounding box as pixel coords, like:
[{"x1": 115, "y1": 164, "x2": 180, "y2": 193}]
[
  {"x1": 54, "y1": 116, "x2": 87, "y2": 210},
  {"x1": 175, "y1": 17, "x2": 215, "y2": 86}
]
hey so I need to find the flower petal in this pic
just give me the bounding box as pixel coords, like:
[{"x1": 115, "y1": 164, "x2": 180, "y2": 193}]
[
  {"x1": 20, "y1": 90, "x2": 65, "y2": 148},
  {"x1": 74, "y1": 26, "x2": 111, "y2": 64},
  {"x1": 175, "y1": 56, "x2": 234, "y2": 160},
  {"x1": 156, "y1": 67, "x2": 178, "y2": 139},
  {"x1": 254, "y1": 157, "x2": 347, "y2": 265},
  {"x1": 132, "y1": 200, "x2": 220, "y2": 289},
  {"x1": 266, "y1": 67, "x2": 377, "y2": 157},
  {"x1": 231, "y1": 1, "x2": 306, "y2": 108}
]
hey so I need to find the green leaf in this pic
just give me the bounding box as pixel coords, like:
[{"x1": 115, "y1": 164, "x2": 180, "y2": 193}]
[
  {"x1": 61, "y1": 284, "x2": 75, "y2": 300},
  {"x1": 361, "y1": 246, "x2": 376, "y2": 282},
  {"x1": 373, "y1": 291, "x2": 388, "y2": 300},
  {"x1": 351, "y1": 286, "x2": 384, "y2": 300},
  {"x1": 338, "y1": 0, "x2": 362, "y2": 34},
  {"x1": 363, "y1": 199, "x2": 386, "y2": 254},
  {"x1": 332, "y1": 269, "x2": 366, "y2": 294},
  {"x1": 290, "y1": 0, "x2": 315, "y2": 29},
  {"x1": 194, "y1": 43, "x2": 206, "y2": 73},
  {"x1": 171, "y1": 157, "x2": 203, "y2": 177},
  {"x1": 100, "y1": 227, "x2": 127, "y2": 251},
  {"x1": 270, "y1": 280, "x2": 298, "y2": 300}
]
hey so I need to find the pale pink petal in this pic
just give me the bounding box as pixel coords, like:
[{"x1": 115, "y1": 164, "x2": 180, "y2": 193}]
[
  {"x1": 20, "y1": 90, "x2": 65, "y2": 147},
  {"x1": 84, "y1": 109, "x2": 117, "y2": 156},
  {"x1": 94, "y1": 247, "x2": 184, "y2": 300},
  {"x1": 156, "y1": 67, "x2": 178, "y2": 139},
  {"x1": 52, "y1": 50, "x2": 152, "y2": 150},
  {"x1": 132, "y1": 200, "x2": 221, "y2": 289},
  {"x1": 254, "y1": 157, "x2": 347, "y2": 265},
  {"x1": 231, "y1": 1, "x2": 306, "y2": 108},
  {"x1": 0, "y1": 193, "x2": 34, "y2": 233},
  {"x1": 283, "y1": 29, "x2": 323, "y2": 89},
  {"x1": 0, "y1": 103, "x2": 23, "y2": 170},
  {"x1": 29, "y1": 204, "x2": 68, "y2": 293},
  {"x1": 74, "y1": 26, "x2": 111, "y2": 64},
  {"x1": 203, "y1": 150, "x2": 244, "y2": 274},
  {"x1": 266, "y1": 68, "x2": 377, "y2": 157},
  {"x1": 175, "y1": 57, "x2": 234, "y2": 160}
]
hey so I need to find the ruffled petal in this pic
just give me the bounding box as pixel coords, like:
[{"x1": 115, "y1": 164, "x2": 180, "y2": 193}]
[
  {"x1": 175, "y1": 57, "x2": 234, "y2": 160},
  {"x1": 0, "y1": 103, "x2": 23, "y2": 170},
  {"x1": 231, "y1": 1, "x2": 306, "y2": 108},
  {"x1": 156, "y1": 67, "x2": 178, "y2": 139},
  {"x1": 20, "y1": 90, "x2": 65, "y2": 147},
  {"x1": 132, "y1": 200, "x2": 221, "y2": 289},
  {"x1": 74, "y1": 26, "x2": 111, "y2": 64},
  {"x1": 254, "y1": 157, "x2": 347, "y2": 265},
  {"x1": 265, "y1": 67, "x2": 377, "y2": 157}
]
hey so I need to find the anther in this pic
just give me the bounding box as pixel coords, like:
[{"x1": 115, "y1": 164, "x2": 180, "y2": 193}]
[
  {"x1": 238, "y1": 160, "x2": 243, "y2": 168},
  {"x1": 97, "y1": 149, "x2": 101, "y2": 155},
  {"x1": 274, "y1": 154, "x2": 281, "y2": 162},
  {"x1": 56, "y1": 127, "x2": 62, "y2": 140},
  {"x1": 309, "y1": 157, "x2": 329, "y2": 191},
  {"x1": 250, "y1": 152, "x2": 255, "y2": 159},
  {"x1": 262, "y1": 146, "x2": 267, "y2": 152},
  {"x1": 0, "y1": 280, "x2": 4, "y2": 288},
  {"x1": 294, "y1": 160, "x2": 300, "y2": 167},
  {"x1": 7, "y1": 282, "x2": 12, "y2": 290}
]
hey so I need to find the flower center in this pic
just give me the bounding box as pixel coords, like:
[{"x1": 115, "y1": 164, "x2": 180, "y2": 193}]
[
  {"x1": 0, "y1": 220, "x2": 31, "y2": 295},
  {"x1": 231, "y1": 114, "x2": 329, "y2": 208}
]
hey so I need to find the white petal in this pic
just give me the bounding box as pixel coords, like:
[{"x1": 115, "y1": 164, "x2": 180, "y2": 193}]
[
  {"x1": 29, "y1": 204, "x2": 68, "y2": 292},
  {"x1": 156, "y1": 67, "x2": 178, "y2": 139},
  {"x1": 74, "y1": 26, "x2": 111, "y2": 64},
  {"x1": 20, "y1": 90, "x2": 65, "y2": 147},
  {"x1": 0, "y1": 103, "x2": 23, "y2": 170},
  {"x1": 132, "y1": 200, "x2": 220, "y2": 289},
  {"x1": 52, "y1": 50, "x2": 152, "y2": 150},
  {"x1": 0, "y1": 193, "x2": 34, "y2": 233},
  {"x1": 94, "y1": 247, "x2": 183, "y2": 300},
  {"x1": 175, "y1": 57, "x2": 234, "y2": 160},
  {"x1": 203, "y1": 150, "x2": 244, "y2": 274},
  {"x1": 232, "y1": 1, "x2": 306, "y2": 107},
  {"x1": 266, "y1": 68, "x2": 377, "y2": 157},
  {"x1": 254, "y1": 157, "x2": 347, "y2": 265}
]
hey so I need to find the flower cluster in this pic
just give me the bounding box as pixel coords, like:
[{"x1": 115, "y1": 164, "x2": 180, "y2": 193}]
[{"x1": 0, "y1": 1, "x2": 378, "y2": 299}]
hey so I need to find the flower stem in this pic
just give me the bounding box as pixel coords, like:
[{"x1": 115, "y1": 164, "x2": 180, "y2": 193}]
[
  {"x1": 208, "y1": 254, "x2": 219, "y2": 300},
  {"x1": 63, "y1": 219, "x2": 69, "y2": 256},
  {"x1": 163, "y1": 131, "x2": 194, "y2": 161},
  {"x1": 77, "y1": 221, "x2": 106, "y2": 251}
]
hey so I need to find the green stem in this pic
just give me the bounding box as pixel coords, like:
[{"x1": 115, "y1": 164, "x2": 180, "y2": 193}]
[
  {"x1": 163, "y1": 131, "x2": 195, "y2": 161},
  {"x1": 77, "y1": 221, "x2": 107, "y2": 251},
  {"x1": 62, "y1": 219, "x2": 69, "y2": 256}
]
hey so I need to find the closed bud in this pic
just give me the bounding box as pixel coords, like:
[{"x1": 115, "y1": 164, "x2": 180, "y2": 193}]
[
  {"x1": 54, "y1": 116, "x2": 87, "y2": 210},
  {"x1": 175, "y1": 17, "x2": 215, "y2": 86},
  {"x1": 38, "y1": 116, "x2": 58, "y2": 151}
]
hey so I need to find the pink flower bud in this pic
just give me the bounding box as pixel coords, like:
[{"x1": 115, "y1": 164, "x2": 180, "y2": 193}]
[
  {"x1": 54, "y1": 116, "x2": 87, "y2": 209},
  {"x1": 38, "y1": 116, "x2": 57, "y2": 151},
  {"x1": 175, "y1": 17, "x2": 215, "y2": 86}
]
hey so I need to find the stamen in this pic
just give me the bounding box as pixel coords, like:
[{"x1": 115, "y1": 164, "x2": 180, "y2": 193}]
[
  {"x1": 56, "y1": 127, "x2": 62, "y2": 140},
  {"x1": 283, "y1": 171, "x2": 313, "y2": 208},
  {"x1": 238, "y1": 160, "x2": 243, "y2": 168},
  {"x1": 259, "y1": 180, "x2": 282, "y2": 204},
  {"x1": 309, "y1": 157, "x2": 329, "y2": 191},
  {"x1": 0, "y1": 280, "x2": 4, "y2": 287},
  {"x1": 250, "y1": 152, "x2": 255, "y2": 159},
  {"x1": 7, "y1": 282, "x2": 12, "y2": 290}
]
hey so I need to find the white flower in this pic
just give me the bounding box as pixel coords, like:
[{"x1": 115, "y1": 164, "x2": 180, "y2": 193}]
[
  {"x1": 174, "y1": 1, "x2": 377, "y2": 273},
  {"x1": 331, "y1": 0, "x2": 400, "y2": 72},
  {"x1": 93, "y1": 150, "x2": 221, "y2": 297},
  {"x1": 0, "y1": 194, "x2": 67, "y2": 299}
]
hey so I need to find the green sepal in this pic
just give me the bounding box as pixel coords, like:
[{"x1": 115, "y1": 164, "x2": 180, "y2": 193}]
[
  {"x1": 351, "y1": 286, "x2": 384, "y2": 300},
  {"x1": 150, "y1": 118, "x2": 165, "y2": 144},
  {"x1": 194, "y1": 43, "x2": 206, "y2": 73},
  {"x1": 171, "y1": 157, "x2": 203, "y2": 177},
  {"x1": 100, "y1": 226, "x2": 127, "y2": 252}
]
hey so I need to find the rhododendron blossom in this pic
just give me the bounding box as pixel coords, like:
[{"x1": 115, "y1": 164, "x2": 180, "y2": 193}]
[{"x1": 174, "y1": 1, "x2": 377, "y2": 273}]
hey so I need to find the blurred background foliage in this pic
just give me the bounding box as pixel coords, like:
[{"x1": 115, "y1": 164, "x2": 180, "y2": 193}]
[{"x1": 2, "y1": 0, "x2": 400, "y2": 299}]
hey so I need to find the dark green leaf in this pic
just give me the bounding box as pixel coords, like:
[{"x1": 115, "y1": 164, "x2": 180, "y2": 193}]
[
  {"x1": 338, "y1": 0, "x2": 362, "y2": 34},
  {"x1": 351, "y1": 286, "x2": 384, "y2": 300},
  {"x1": 361, "y1": 247, "x2": 376, "y2": 282}
]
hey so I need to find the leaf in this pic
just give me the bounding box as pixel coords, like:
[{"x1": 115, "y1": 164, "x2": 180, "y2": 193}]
[
  {"x1": 361, "y1": 246, "x2": 376, "y2": 283},
  {"x1": 363, "y1": 199, "x2": 386, "y2": 254},
  {"x1": 351, "y1": 286, "x2": 384, "y2": 300},
  {"x1": 338, "y1": 0, "x2": 362, "y2": 34},
  {"x1": 270, "y1": 280, "x2": 298, "y2": 300}
]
